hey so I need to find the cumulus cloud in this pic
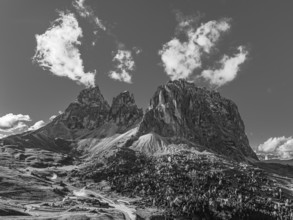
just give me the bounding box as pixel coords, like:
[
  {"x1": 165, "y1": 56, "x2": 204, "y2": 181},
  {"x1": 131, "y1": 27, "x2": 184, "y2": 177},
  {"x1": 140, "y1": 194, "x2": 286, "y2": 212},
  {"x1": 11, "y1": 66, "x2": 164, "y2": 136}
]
[
  {"x1": 0, "y1": 113, "x2": 31, "y2": 131},
  {"x1": 49, "y1": 115, "x2": 57, "y2": 121},
  {"x1": 201, "y1": 46, "x2": 248, "y2": 87},
  {"x1": 258, "y1": 136, "x2": 293, "y2": 159},
  {"x1": 159, "y1": 13, "x2": 248, "y2": 87},
  {"x1": 109, "y1": 50, "x2": 135, "y2": 83},
  {"x1": 1, "y1": 122, "x2": 29, "y2": 134},
  {"x1": 0, "y1": 134, "x2": 7, "y2": 139},
  {"x1": 175, "y1": 11, "x2": 202, "y2": 33},
  {"x1": 193, "y1": 19, "x2": 231, "y2": 53},
  {"x1": 0, "y1": 113, "x2": 48, "y2": 136},
  {"x1": 159, "y1": 17, "x2": 230, "y2": 81},
  {"x1": 33, "y1": 12, "x2": 96, "y2": 87},
  {"x1": 73, "y1": 0, "x2": 106, "y2": 31},
  {"x1": 132, "y1": 47, "x2": 142, "y2": 55},
  {"x1": 159, "y1": 37, "x2": 202, "y2": 80},
  {"x1": 28, "y1": 120, "x2": 46, "y2": 131}
]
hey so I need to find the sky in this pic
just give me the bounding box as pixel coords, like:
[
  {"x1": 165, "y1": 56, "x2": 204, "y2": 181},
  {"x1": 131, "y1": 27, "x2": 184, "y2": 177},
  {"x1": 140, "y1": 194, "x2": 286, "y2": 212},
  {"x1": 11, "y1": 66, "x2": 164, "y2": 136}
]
[{"x1": 1, "y1": 0, "x2": 293, "y2": 156}]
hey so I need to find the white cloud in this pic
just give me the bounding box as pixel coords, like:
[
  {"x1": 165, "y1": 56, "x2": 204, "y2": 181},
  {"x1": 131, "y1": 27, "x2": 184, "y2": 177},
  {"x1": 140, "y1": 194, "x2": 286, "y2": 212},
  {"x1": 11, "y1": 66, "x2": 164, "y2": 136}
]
[
  {"x1": 0, "y1": 134, "x2": 7, "y2": 139},
  {"x1": 0, "y1": 113, "x2": 31, "y2": 130},
  {"x1": 175, "y1": 12, "x2": 200, "y2": 32},
  {"x1": 0, "y1": 122, "x2": 29, "y2": 134},
  {"x1": 33, "y1": 12, "x2": 96, "y2": 87},
  {"x1": 133, "y1": 47, "x2": 142, "y2": 55},
  {"x1": 258, "y1": 137, "x2": 288, "y2": 152},
  {"x1": 109, "y1": 50, "x2": 135, "y2": 83},
  {"x1": 201, "y1": 46, "x2": 248, "y2": 87},
  {"x1": 73, "y1": 0, "x2": 106, "y2": 31},
  {"x1": 49, "y1": 115, "x2": 57, "y2": 121},
  {"x1": 0, "y1": 113, "x2": 48, "y2": 136},
  {"x1": 258, "y1": 136, "x2": 293, "y2": 159},
  {"x1": 159, "y1": 38, "x2": 202, "y2": 80},
  {"x1": 28, "y1": 120, "x2": 46, "y2": 131},
  {"x1": 192, "y1": 19, "x2": 231, "y2": 53},
  {"x1": 159, "y1": 17, "x2": 231, "y2": 81}
]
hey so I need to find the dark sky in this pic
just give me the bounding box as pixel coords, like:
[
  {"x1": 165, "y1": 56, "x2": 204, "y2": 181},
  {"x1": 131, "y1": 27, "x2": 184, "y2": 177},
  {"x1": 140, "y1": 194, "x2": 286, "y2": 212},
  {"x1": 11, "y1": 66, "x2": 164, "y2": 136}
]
[{"x1": 0, "y1": 0, "x2": 293, "y2": 148}]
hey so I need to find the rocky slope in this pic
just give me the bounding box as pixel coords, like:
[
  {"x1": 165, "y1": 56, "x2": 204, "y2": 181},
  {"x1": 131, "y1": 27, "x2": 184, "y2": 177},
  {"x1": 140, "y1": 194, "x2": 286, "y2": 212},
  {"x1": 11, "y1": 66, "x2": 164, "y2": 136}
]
[{"x1": 1, "y1": 79, "x2": 257, "y2": 163}]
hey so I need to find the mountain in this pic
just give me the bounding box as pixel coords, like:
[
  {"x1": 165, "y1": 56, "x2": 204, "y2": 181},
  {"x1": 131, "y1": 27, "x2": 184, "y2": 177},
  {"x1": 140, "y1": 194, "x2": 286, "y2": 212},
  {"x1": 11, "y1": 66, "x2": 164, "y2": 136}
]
[
  {"x1": 0, "y1": 79, "x2": 257, "y2": 165},
  {"x1": 138, "y1": 80, "x2": 258, "y2": 161},
  {"x1": 7, "y1": 80, "x2": 292, "y2": 220}
]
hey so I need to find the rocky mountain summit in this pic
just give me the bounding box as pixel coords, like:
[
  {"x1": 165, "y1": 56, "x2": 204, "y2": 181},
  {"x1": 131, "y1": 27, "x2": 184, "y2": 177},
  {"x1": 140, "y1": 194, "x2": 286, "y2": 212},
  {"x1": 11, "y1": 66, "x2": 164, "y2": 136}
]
[
  {"x1": 109, "y1": 91, "x2": 143, "y2": 131},
  {"x1": 138, "y1": 80, "x2": 258, "y2": 161},
  {"x1": 61, "y1": 86, "x2": 110, "y2": 130},
  {"x1": 50, "y1": 87, "x2": 142, "y2": 134},
  {"x1": 1, "y1": 79, "x2": 257, "y2": 162}
]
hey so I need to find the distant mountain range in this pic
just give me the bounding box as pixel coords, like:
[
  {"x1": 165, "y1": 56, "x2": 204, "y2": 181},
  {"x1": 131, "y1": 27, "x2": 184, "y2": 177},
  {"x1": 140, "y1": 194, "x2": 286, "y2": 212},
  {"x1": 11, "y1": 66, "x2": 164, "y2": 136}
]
[{"x1": 0, "y1": 79, "x2": 258, "y2": 164}]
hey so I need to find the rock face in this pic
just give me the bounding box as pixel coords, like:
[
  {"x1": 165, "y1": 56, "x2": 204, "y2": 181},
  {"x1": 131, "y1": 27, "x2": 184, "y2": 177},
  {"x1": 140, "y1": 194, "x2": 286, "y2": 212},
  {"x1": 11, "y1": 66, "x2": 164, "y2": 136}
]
[
  {"x1": 60, "y1": 86, "x2": 110, "y2": 130},
  {"x1": 55, "y1": 88, "x2": 142, "y2": 132},
  {"x1": 109, "y1": 91, "x2": 143, "y2": 131},
  {"x1": 138, "y1": 80, "x2": 258, "y2": 161}
]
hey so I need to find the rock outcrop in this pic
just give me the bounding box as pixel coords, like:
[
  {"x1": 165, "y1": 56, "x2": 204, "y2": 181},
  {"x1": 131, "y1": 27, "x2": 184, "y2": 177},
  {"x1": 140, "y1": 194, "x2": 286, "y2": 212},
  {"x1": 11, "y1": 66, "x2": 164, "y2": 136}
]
[{"x1": 138, "y1": 79, "x2": 258, "y2": 161}]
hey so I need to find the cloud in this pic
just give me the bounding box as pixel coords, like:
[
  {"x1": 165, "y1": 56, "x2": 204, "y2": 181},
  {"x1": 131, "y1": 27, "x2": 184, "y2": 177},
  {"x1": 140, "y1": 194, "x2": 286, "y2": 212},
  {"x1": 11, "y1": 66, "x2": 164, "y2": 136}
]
[
  {"x1": 192, "y1": 19, "x2": 231, "y2": 53},
  {"x1": 175, "y1": 11, "x2": 202, "y2": 34},
  {"x1": 49, "y1": 115, "x2": 57, "y2": 121},
  {"x1": 258, "y1": 136, "x2": 293, "y2": 159},
  {"x1": 159, "y1": 38, "x2": 202, "y2": 80},
  {"x1": 0, "y1": 134, "x2": 7, "y2": 139},
  {"x1": 159, "y1": 17, "x2": 231, "y2": 81},
  {"x1": 0, "y1": 122, "x2": 29, "y2": 134},
  {"x1": 0, "y1": 113, "x2": 31, "y2": 131},
  {"x1": 33, "y1": 11, "x2": 96, "y2": 87},
  {"x1": 132, "y1": 47, "x2": 142, "y2": 55},
  {"x1": 201, "y1": 46, "x2": 248, "y2": 87},
  {"x1": 73, "y1": 0, "x2": 106, "y2": 31},
  {"x1": 0, "y1": 113, "x2": 48, "y2": 136},
  {"x1": 159, "y1": 13, "x2": 248, "y2": 87},
  {"x1": 109, "y1": 50, "x2": 135, "y2": 83},
  {"x1": 28, "y1": 120, "x2": 46, "y2": 131}
]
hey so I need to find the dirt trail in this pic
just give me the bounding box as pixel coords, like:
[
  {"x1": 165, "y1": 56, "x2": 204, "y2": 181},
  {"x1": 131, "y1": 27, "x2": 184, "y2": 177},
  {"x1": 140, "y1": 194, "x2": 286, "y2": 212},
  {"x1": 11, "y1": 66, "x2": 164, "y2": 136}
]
[
  {"x1": 71, "y1": 186, "x2": 136, "y2": 220},
  {"x1": 86, "y1": 189, "x2": 136, "y2": 220}
]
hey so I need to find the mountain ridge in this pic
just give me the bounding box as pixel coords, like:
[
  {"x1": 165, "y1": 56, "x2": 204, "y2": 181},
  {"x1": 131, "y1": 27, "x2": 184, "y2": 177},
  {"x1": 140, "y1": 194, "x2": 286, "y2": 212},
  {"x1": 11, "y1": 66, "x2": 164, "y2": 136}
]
[{"x1": 1, "y1": 79, "x2": 258, "y2": 163}]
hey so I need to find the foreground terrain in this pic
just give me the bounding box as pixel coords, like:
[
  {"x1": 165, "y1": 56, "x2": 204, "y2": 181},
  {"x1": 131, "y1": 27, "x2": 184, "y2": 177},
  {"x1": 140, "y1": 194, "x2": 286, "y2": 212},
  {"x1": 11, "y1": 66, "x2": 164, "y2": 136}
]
[{"x1": 1, "y1": 146, "x2": 293, "y2": 219}]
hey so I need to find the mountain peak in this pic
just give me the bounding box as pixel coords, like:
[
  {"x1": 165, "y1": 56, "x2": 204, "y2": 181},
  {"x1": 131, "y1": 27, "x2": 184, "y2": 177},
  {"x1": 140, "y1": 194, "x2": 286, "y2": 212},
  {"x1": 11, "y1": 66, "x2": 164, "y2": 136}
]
[
  {"x1": 77, "y1": 86, "x2": 108, "y2": 107},
  {"x1": 140, "y1": 79, "x2": 258, "y2": 161},
  {"x1": 58, "y1": 86, "x2": 110, "y2": 130},
  {"x1": 109, "y1": 91, "x2": 143, "y2": 130},
  {"x1": 111, "y1": 90, "x2": 135, "y2": 107}
]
